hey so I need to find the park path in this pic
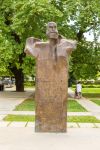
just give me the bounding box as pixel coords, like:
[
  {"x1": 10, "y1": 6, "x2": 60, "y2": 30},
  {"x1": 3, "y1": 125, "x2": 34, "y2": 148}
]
[
  {"x1": 0, "y1": 87, "x2": 34, "y2": 120},
  {"x1": 0, "y1": 128, "x2": 100, "y2": 150},
  {"x1": 0, "y1": 87, "x2": 100, "y2": 120},
  {"x1": 68, "y1": 88, "x2": 100, "y2": 119}
]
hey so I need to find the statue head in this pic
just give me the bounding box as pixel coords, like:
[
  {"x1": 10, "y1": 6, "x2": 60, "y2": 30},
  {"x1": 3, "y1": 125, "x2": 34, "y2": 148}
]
[{"x1": 46, "y1": 22, "x2": 58, "y2": 39}]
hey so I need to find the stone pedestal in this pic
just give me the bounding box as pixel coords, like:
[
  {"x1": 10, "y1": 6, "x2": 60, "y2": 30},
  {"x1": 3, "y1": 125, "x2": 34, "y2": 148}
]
[{"x1": 35, "y1": 57, "x2": 67, "y2": 132}]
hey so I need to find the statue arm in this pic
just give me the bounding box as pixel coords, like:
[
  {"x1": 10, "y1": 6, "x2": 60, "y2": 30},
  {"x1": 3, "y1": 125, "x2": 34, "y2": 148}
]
[
  {"x1": 65, "y1": 40, "x2": 77, "y2": 55},
  {"x1": 24, "y1": 37, "x2": 41, "y2": 57}
]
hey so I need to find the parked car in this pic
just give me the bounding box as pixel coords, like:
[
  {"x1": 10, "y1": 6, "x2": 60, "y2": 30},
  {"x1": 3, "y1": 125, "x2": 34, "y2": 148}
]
[{"x1": 3, "y1": 78, "x2": 12, "y2": 88}]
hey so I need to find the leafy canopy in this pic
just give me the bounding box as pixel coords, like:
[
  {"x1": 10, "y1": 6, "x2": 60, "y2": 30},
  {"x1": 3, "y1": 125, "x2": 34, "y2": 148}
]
[{"x1": 0, "y1": 0, "x2": 100, "y2": 79}]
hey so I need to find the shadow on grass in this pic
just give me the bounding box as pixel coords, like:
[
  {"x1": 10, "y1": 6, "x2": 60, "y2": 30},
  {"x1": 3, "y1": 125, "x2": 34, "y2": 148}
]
[{"x1": 83, "y1": 93, "x2": 100, "y2": 98}]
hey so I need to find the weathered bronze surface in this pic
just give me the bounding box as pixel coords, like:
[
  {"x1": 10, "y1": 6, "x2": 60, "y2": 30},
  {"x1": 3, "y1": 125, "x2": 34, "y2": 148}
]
[{"x1": 25, "y1": 22, "x2": 76, "y2": 132}]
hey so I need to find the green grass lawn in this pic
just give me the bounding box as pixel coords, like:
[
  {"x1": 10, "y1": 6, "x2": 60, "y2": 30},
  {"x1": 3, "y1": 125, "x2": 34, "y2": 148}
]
[
  {"x1": 72, "y1": 88, "x2": 100, "y2": 98},
  {"x1": 68, "y1": 116, "x2": 100, "y2": 123},
  {"x1": 14, "y1": 98, "x2": 87, "y2": 112},
  {"x1": 91, "y1": 99, "x2": 100, "y2": 106},
  {"x1": 82, "y1": 88, "x2": 100, "y2": 98},
  {"x1": 4, "y1": 115, "x2": 35, "y2": 122},
  {"x1": 3, "y1": 115, "x2": 100, "y2": 123},
  {"x1": 82, "y1": 88, "x2": 100, "y2": 93},
  {"x1": 82, "y1": 93, "x2": 100, "y2": 98},
  {"x1": 14, "y1": 98, "x2": 35, "y2": 111},
  {"x1": 68, "y1": 99, "x2": 87, "y2": 112}
]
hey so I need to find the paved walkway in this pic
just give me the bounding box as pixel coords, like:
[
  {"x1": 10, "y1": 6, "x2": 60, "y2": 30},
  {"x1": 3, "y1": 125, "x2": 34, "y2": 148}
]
[
  {"x1": 0, "y1": 88, "x2": 100, "y2": 150},
  {"x1": 0, "y1": 87, "x2": 34, "y2": 120},
  {"x1": 0, "y1": 91, "x2": 34, "y2": 111},
  {"x1": 0, "y1": 111, "x2": 92, "y2": 116},
  {"x1": 0, "y1": 87, "x2": 100, "y2": 122},
  {"x1": 76, "y1": 98, "x2": 100, "y2": 119},
  {"x1": 68, "y1": 88, "x2": 100, "y2": 119},
  {"x1": 0, "y1": 128, "x2": 100, "y2": 150}
]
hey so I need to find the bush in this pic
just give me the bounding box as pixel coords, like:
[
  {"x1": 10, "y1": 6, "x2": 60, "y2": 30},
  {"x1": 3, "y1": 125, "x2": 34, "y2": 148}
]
[{"x1": 24, "y1": 81, "x2": 35, "y2": 87}]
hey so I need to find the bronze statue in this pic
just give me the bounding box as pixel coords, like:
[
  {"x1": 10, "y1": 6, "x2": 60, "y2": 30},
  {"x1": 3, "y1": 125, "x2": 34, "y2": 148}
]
[{"x1": 25, "y1": 22, "x2": 76, "y2": 132}]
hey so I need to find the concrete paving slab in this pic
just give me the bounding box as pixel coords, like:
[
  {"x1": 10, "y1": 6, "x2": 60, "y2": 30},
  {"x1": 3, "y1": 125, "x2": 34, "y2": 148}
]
[
  {"x1": 0, "y1": 111, "x2": 92, "y2": 116},
  {"x1": 4, "y1": 86, "x2": 35, "y2": 92},
  {"x1": 67, "y1": 122, "x2": 78, "y2": 128},
  {"x1": 92, "y1": 112, "x2": 100, "y2": 120},
  {"x1": 0, "y1": 115, "x2": 6, "y2": 121},
  {"x1": 68, "y1": 112, "x2": 92, "y2": 116},
  {"x1": 0, "y1": 128, "x2": 100, "y2": 150},
  {"x1": 0, "y1": 122, "x2": 99, "y2": 128},
  {"x1": 0, "y1": 111, "x2": 35, "y2": 115},
  {"x1": 78, "y1": 123, "x2": 95, "y2": 128},
  {"x1": 68, "y1": 88, "x2": 74, "y2": 97},
  {"x1": 76, "y1": 98, "x2": 100, "y2": 112},
  {"x1": 0, "y1": 90, "x2": 34, "y2": 111},
  {"x1": 0, "y1": 121, "x2": 10, "y2": 127},
  {"x1": 27, "y1": 122, "x2": 35, "y2": 128},
  {"x1": 9, "y1": 122, "x2": 27, "y2": 127},
  {"x1": 95, "y1": 123, "x2": 100, "y2": 128}
]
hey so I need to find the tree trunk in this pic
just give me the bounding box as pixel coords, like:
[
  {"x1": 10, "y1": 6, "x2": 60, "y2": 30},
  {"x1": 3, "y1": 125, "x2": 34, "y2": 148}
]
[
  {"x1": 15, "y1": 69, "x2": 24, "y2": 92},
  {"x1": 5, "y1": 13, "x2": 25, "y2": 92},
  {"x1": 8, "y1": 52, "x2": 25, "y2": 92},
  {"x1": 9, "y1": 65, "x2": 24, "y2": 92}
]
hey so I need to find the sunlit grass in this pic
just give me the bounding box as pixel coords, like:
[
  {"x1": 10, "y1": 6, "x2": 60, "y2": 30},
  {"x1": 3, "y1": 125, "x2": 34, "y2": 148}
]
[
  {"x1": 72, "y1": 88, "x2": 100, "y2": 98},
  {"x1": 14, "y1": 98, "x2": 87, "y2": 112},
  {"x1": 90, "y1": 99, "x2": 100, "y2": 106},
  {"x1": 4, "y1": 115, "x2": 35, "y2": 122},
  {"x1": 4, "y1": 115, "x2": 100, "y2": 123},
  {"x1": 14, "y1": 98, "x2": 35, "y2": 111},
  {"x1": 68, "y1": 99, "x2": 87, "y2": 112}
]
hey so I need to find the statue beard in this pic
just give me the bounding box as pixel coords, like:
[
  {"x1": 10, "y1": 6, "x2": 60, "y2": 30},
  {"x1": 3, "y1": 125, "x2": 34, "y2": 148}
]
[{"x1": 46, "y1": 31, "x2": 58, "y2": 39}]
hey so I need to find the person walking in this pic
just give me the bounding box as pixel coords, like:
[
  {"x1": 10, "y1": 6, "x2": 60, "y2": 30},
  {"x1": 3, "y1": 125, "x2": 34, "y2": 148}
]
[
  {"x1": 76, "y1": 81, "x2": 82, "y2": 99},
  {"x1": 74, "y1": 88, "x2": 78, "y2": 99}
]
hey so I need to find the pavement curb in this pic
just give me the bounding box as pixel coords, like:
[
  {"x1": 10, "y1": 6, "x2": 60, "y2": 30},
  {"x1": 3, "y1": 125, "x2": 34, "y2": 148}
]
[{"x1": 0, "y1": 121, "x2": 100, "y2": 128}]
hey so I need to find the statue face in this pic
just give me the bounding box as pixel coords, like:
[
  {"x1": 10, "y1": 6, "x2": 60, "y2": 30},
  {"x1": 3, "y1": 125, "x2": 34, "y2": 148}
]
[{"x1": 46, "y1": 22, "x2": 58, "y2": 39}]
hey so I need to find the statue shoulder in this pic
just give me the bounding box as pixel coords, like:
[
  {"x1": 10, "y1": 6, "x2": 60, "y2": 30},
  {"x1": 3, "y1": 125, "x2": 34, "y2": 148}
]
[
  {"x1": 35, "y1": 41, "x2": 49, "y2": 48},
  {"x1": 60, "y1": 39, "x2": 76, "y2": 44},
  {"x1": 60, "y1": 38, "x2": 77, "y2": 49}
]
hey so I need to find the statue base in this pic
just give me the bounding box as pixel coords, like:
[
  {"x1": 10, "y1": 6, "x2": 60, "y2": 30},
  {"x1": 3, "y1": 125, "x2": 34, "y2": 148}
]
[{"x1": 35, "y1": 101, "x2": 67, "y2": 133}]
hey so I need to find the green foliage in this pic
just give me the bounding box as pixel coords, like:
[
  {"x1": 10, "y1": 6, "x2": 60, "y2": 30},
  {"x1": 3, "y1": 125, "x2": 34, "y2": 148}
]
[
  {"x1": 24, "y1": 81, "x2": 35, "y2": 87},
  {"x1": 0, "y1": 0, "x2": 62, "y2": 77},
  {"x1": 0, "y1": 0, "x2": 100, "y2": 79},
  {"x1": 52, "y1": 0, "x2": 100, "y2": 79},
  {"x1": 71, "y1": 41, "x2": 100, "y2": 79}
]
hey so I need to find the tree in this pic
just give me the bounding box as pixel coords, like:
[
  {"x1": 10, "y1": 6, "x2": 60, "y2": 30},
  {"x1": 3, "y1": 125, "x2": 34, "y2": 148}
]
[
  {"x1": 51, "y1": 0, "x2": 100, "y2": 80},
  {"x1": 0, "y1": 0, "x2": 62, "y2": 91},
  {"x1": 0, "y1": 0, "x2": 100, "y2": 91}
]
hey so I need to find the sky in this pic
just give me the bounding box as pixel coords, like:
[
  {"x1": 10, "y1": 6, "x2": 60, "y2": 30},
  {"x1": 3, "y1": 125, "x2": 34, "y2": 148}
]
[
  {"x1": 69, "y1": 20, "x2": 100, "y2": 42},
  {"x1": 84, "y1": 32, "x2": 100, "y2": 42}
]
